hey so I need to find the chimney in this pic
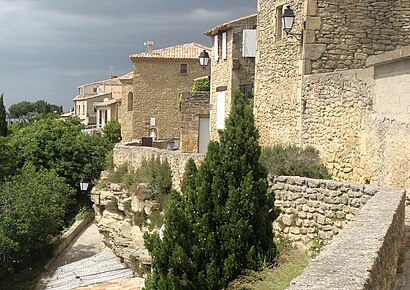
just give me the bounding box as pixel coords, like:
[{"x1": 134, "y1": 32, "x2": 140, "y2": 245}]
[{"x1": 145, "y1": 40, "x2": 154, "y2": 55}]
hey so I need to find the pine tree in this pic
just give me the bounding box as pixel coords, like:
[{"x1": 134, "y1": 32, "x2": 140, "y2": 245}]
[
  {"x1": 0, "y1": 94, "x2": 8, "y2": 137},
  {"x1": 145, "y1": 90, "x2": 275, "y2": 289}
]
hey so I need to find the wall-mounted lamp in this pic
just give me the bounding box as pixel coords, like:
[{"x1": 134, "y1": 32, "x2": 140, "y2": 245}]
[
  {"x1": 282, "y1": 6, "x2": 303, "y2": 42},
  {"x1": 198, "y1": 50, "x2": 210, "y2": 69},
  {"x1": 79, "y1": 177, "x2": 101, "y2": 205}
]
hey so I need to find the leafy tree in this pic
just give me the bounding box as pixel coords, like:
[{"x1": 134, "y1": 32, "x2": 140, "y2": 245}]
[
  {"x1": 8, "y1": 100, "x2": 62, "y2": 119},
  {"x1": 8, "y1": 118, "x2": 112, "y2": 188},
  {"x1": 145, "y1": 90, "x2": 274, "y2": 289},
  {"x1": 103, "y1": 120, "x2": 121, "y2": 143},
  {"x1": 0, "y1": 94, "x2": 7, "y2": 137},
  {"x1": 0, "y1": 137, "x2": 16, "y2": 181},
  {"x1": 0, "y1": 164, "x2": 74, "y2": 278}
]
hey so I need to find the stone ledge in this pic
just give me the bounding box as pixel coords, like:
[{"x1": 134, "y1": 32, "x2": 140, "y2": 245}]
[
  {"x1": 287, "y1": 187, "x2": 405, "y2": 290},
  {"x1": 366, "y1": 46, "x2": 410, "y2": 67}
]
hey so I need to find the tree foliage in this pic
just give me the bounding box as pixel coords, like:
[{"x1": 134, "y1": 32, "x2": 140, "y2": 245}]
[
  {"x1": 8, "y1": 118, "x2": 112, "y2": 188},
  {"x1": 0, "y1": 164, "x2": 74, "y2": 278},
  {"x1": 145, "y1": 90, "x2": 275, "y2": 289},
  {"x1": 103, "y1": 120, "x2": 121, "y2": 143},
  {"x1": 8, "y1": 100, "x2": 62, "y2": 119},
  {"x1": 0, "y1": 94, "x2": 7, "y2": 137}
]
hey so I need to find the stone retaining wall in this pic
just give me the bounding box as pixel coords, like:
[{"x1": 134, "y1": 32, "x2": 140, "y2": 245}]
[
  {"x1": 272, "y1": 176, "x2": 384, "y2": 248},
  {"x1": 114, "y1": 144, "x2": 205, "y2": 188},
  {"x1": 287, "y1": 183, "x2": 405, "y2": 290}
]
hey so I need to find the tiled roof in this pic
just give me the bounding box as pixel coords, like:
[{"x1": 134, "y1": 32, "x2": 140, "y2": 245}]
[
  {"x1": 96, "y1": 99, "x2": 118, "y2": 107},
  {"x1": 73, "y1": 92, "x2": 112, "y2": 101},
  {"x1": 130, "y1": 42, "x2": 210, "y2": 60},
  {"x1": 79, "y1": 78, "x2": 122, "y2": 88},
  {"x1": 118, "y1": 71, "x2": 133, "y2": 81},
  {"x1": 204, "y1": 13, "x2": 257, "y2": 36},
  {"x1": 45, "y1": 251, "x2": 136, "y2": 290}
]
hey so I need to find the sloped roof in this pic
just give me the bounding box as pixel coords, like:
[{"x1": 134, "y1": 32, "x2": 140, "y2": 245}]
[
  {"x1": 73, "y1": 92, "x2": 112, "y2": 101},
  {"x1": 79, "y1": 77, "x2": 122, "y2": 88},
  {"x1": 96, "y1": 98, "x2": 118, "y2": 107},
  {"x1": 118, "y1": 71, "x2": 133, "y2": 80},
  {"x1": 204, "y1": 14, "x2": 257, "y2": 36},
  {"x1": 130, "y1": 42, "x2": 210, "y2": 60}
]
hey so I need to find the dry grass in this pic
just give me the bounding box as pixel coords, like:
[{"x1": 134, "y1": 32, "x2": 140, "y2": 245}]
[{"x1": 227, "y1": 247, "x2": 312, "y2": 290}]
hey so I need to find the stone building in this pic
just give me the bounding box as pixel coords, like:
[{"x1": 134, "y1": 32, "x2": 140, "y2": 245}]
[
  {"x1": 180, "y1": 89, "x2": 210, "y2": 153},
  {"x1": 73, "y1": 77, "x2": 122, "y2": 127},
  {"x1": 254, "y1": 0, "x2": 410, "y2": 191},
  {"x1": 204, "y1": 14, "x2": 257, "y2": 140},
  {"x1": 120, "y1": 42, "x2": 210, "y2": 143}
]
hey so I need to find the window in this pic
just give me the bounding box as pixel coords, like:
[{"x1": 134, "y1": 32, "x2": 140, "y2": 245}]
[
  {"x1": 180, "y1": 64, "x2": 188, "y2": 74},
  {"x1": 243, "y1": 30, "x2": 257, "y2": 57},
  {"x1": 127, "y1": 92, "x2": 134, "y2": 111},
  {"x1": 216, "y1": 90, "x2": 226, "y2": 130},
  {"x1": 213, "y1": 35, "x2": 219, "y2": 61},
  {"x1": 93, "y1": 87, "x2": 98, "y2": 93},
  {"x1": 276, "y1": 5, "x2": 284, "y2": 42},
  {"x1": 222, "y1": 32, "x2": 227, "y2": 60}
]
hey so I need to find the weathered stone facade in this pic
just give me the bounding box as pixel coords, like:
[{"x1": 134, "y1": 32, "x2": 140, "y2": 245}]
[
  {"x1": 127, "y1": 43, "x2": 210, "y2": 142},
  {"x1": 119, "y1": 72, "x2": 134, "y2": 142},
  {"x1": 113, "y1": 144, "x2": 205, "y2": 188},
  {"x1": 205, "y1": 14, "x2": 257, "y2": 140},
  {"x1": 180, "y1": 91, "x2": 210, "y2": 153},
  {"x1": 255, "y1": 0, "x2": 410, "y2": 192}
]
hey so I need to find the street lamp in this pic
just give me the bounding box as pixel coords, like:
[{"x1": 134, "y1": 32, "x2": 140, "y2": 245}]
[
  {"x1": 281, "y1": 5, "x2": 303, "y2": 42},
  {"x1": 79, "y1": 177, "x2": 90, "y2": 192},
  {"x1": 282, "y1": 5, "x2": 295, "y2": 33},
  {"x1": 79, "y1": 177, "x2": 100, "y2": 205},
  {"x1": 198, "y1": 50, "x2": 210, "y2": 69}
]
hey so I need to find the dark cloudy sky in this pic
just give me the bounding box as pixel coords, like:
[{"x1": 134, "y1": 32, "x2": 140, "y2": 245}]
[{"x1": 0, "y1": 0, "x2": 256, "y2": 111}]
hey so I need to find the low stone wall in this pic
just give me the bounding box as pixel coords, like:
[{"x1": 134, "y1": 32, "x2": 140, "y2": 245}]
[
  {"x1": 114, "y1": 144, "x2": 205, "y2": 188},
  {"x1": 272, "y1": 176, "x2": 381, "y2": 247},
  {"x1": 287, "y1": 186, "x2": 405, "y2": 290}
]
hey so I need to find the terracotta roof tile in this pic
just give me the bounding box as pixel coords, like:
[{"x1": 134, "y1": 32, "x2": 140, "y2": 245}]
[
  {"x1": 118, "y1": 71, "x2": 133, "y2": 80},
  {"x1": 130, "y1": 42, "x2": 210, "y2": 60}
]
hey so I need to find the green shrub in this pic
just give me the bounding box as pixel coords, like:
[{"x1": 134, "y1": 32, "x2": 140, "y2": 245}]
[
  {"x1": 192, "y1": 78, "x2": 210, "y2": 92},
  {"x1": 106, "y1": 163, "x2": 128, "y2": 184},
  {"x1": 260, "y1": 145, "x2": 330, "y2": 179},
  {"x1": 103, "y1": 120, "x2": 121, "y2": 143}
]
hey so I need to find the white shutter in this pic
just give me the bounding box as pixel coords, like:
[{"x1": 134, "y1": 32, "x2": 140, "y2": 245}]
[
  {"x1": 214, "y1": 35, "x2": 219, "y2": 61},
  {"x1": 222, "y1": 32, "x2": 227, "y2": 60},
  {"x1": 242, "y1": 29, "x2": 257, "y2": 57},
  {"x1": 216, "y1": 91, "x2": 226, "y2": 130}
]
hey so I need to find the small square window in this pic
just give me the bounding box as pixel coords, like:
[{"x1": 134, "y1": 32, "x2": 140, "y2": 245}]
[
  {"x1": 180, "y1": 64, "x2": 188, "y2": 74},
  {"x1": 93, "y1": 87, "x2": 98, "y2": 93}
]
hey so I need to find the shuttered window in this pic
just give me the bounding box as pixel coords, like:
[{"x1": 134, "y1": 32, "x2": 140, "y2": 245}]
[
  {"x1": 214, "y1": 35, "x2": 219, "y2": 61},
  {"x1": 242, "y1": 29, "x2": 257, "y2": 57},
  {"x1": 222, "y1": 32, "x2": 227, "y2": 60}
]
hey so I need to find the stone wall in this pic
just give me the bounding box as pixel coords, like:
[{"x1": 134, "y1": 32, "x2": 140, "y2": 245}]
[
  {"x1": 180, "y1": 91, "x2": 210, "y2": 153},
  {"x1": 272, "y1": 176, "x2": 390, "y2": 247},
  {"x1": 286, "y1": 180, "x2": 405, "y2": 290},
  {"x1": 301, "y1": 68, "x2": 373, "y2": 182},
  {"x1": 113, "y1": 144, "x2": 205, "y2": 188},
  {"x1": 255, "y1": 0, "x2": 304, "y2": 146},
  {"x1": 119, "y1": 77, "x2": 134, "y2": 142},
  {"x1": 307, "y1": 0, "x2": 410, "y2": 74},
  {"x1": 130, "y1": 59, "x2": 207, "y2": 141}
]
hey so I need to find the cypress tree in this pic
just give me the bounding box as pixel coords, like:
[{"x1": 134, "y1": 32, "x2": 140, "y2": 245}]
[
  {"x1": 0, "y1": 94, "x2": 7, "y2": 137},
  {"x1": 145, "y1": 90, "x2": 274, "y2": 289}
]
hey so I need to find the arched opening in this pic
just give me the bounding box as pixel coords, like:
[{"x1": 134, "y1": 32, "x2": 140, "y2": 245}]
[{"x1": 127, "y1": 92, "x2": 134, "y2": 111}]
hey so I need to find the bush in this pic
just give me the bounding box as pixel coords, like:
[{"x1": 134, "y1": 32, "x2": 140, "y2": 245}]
[
  {"x1": 192, "y1": 78, "x2": 210, "y2": 92},
  {"x1": 103, "y1": 120, "x2": 121, "y2": 143},
  {"x1": 260, "y1": 145, "x2": 330, "y2": 179}
]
